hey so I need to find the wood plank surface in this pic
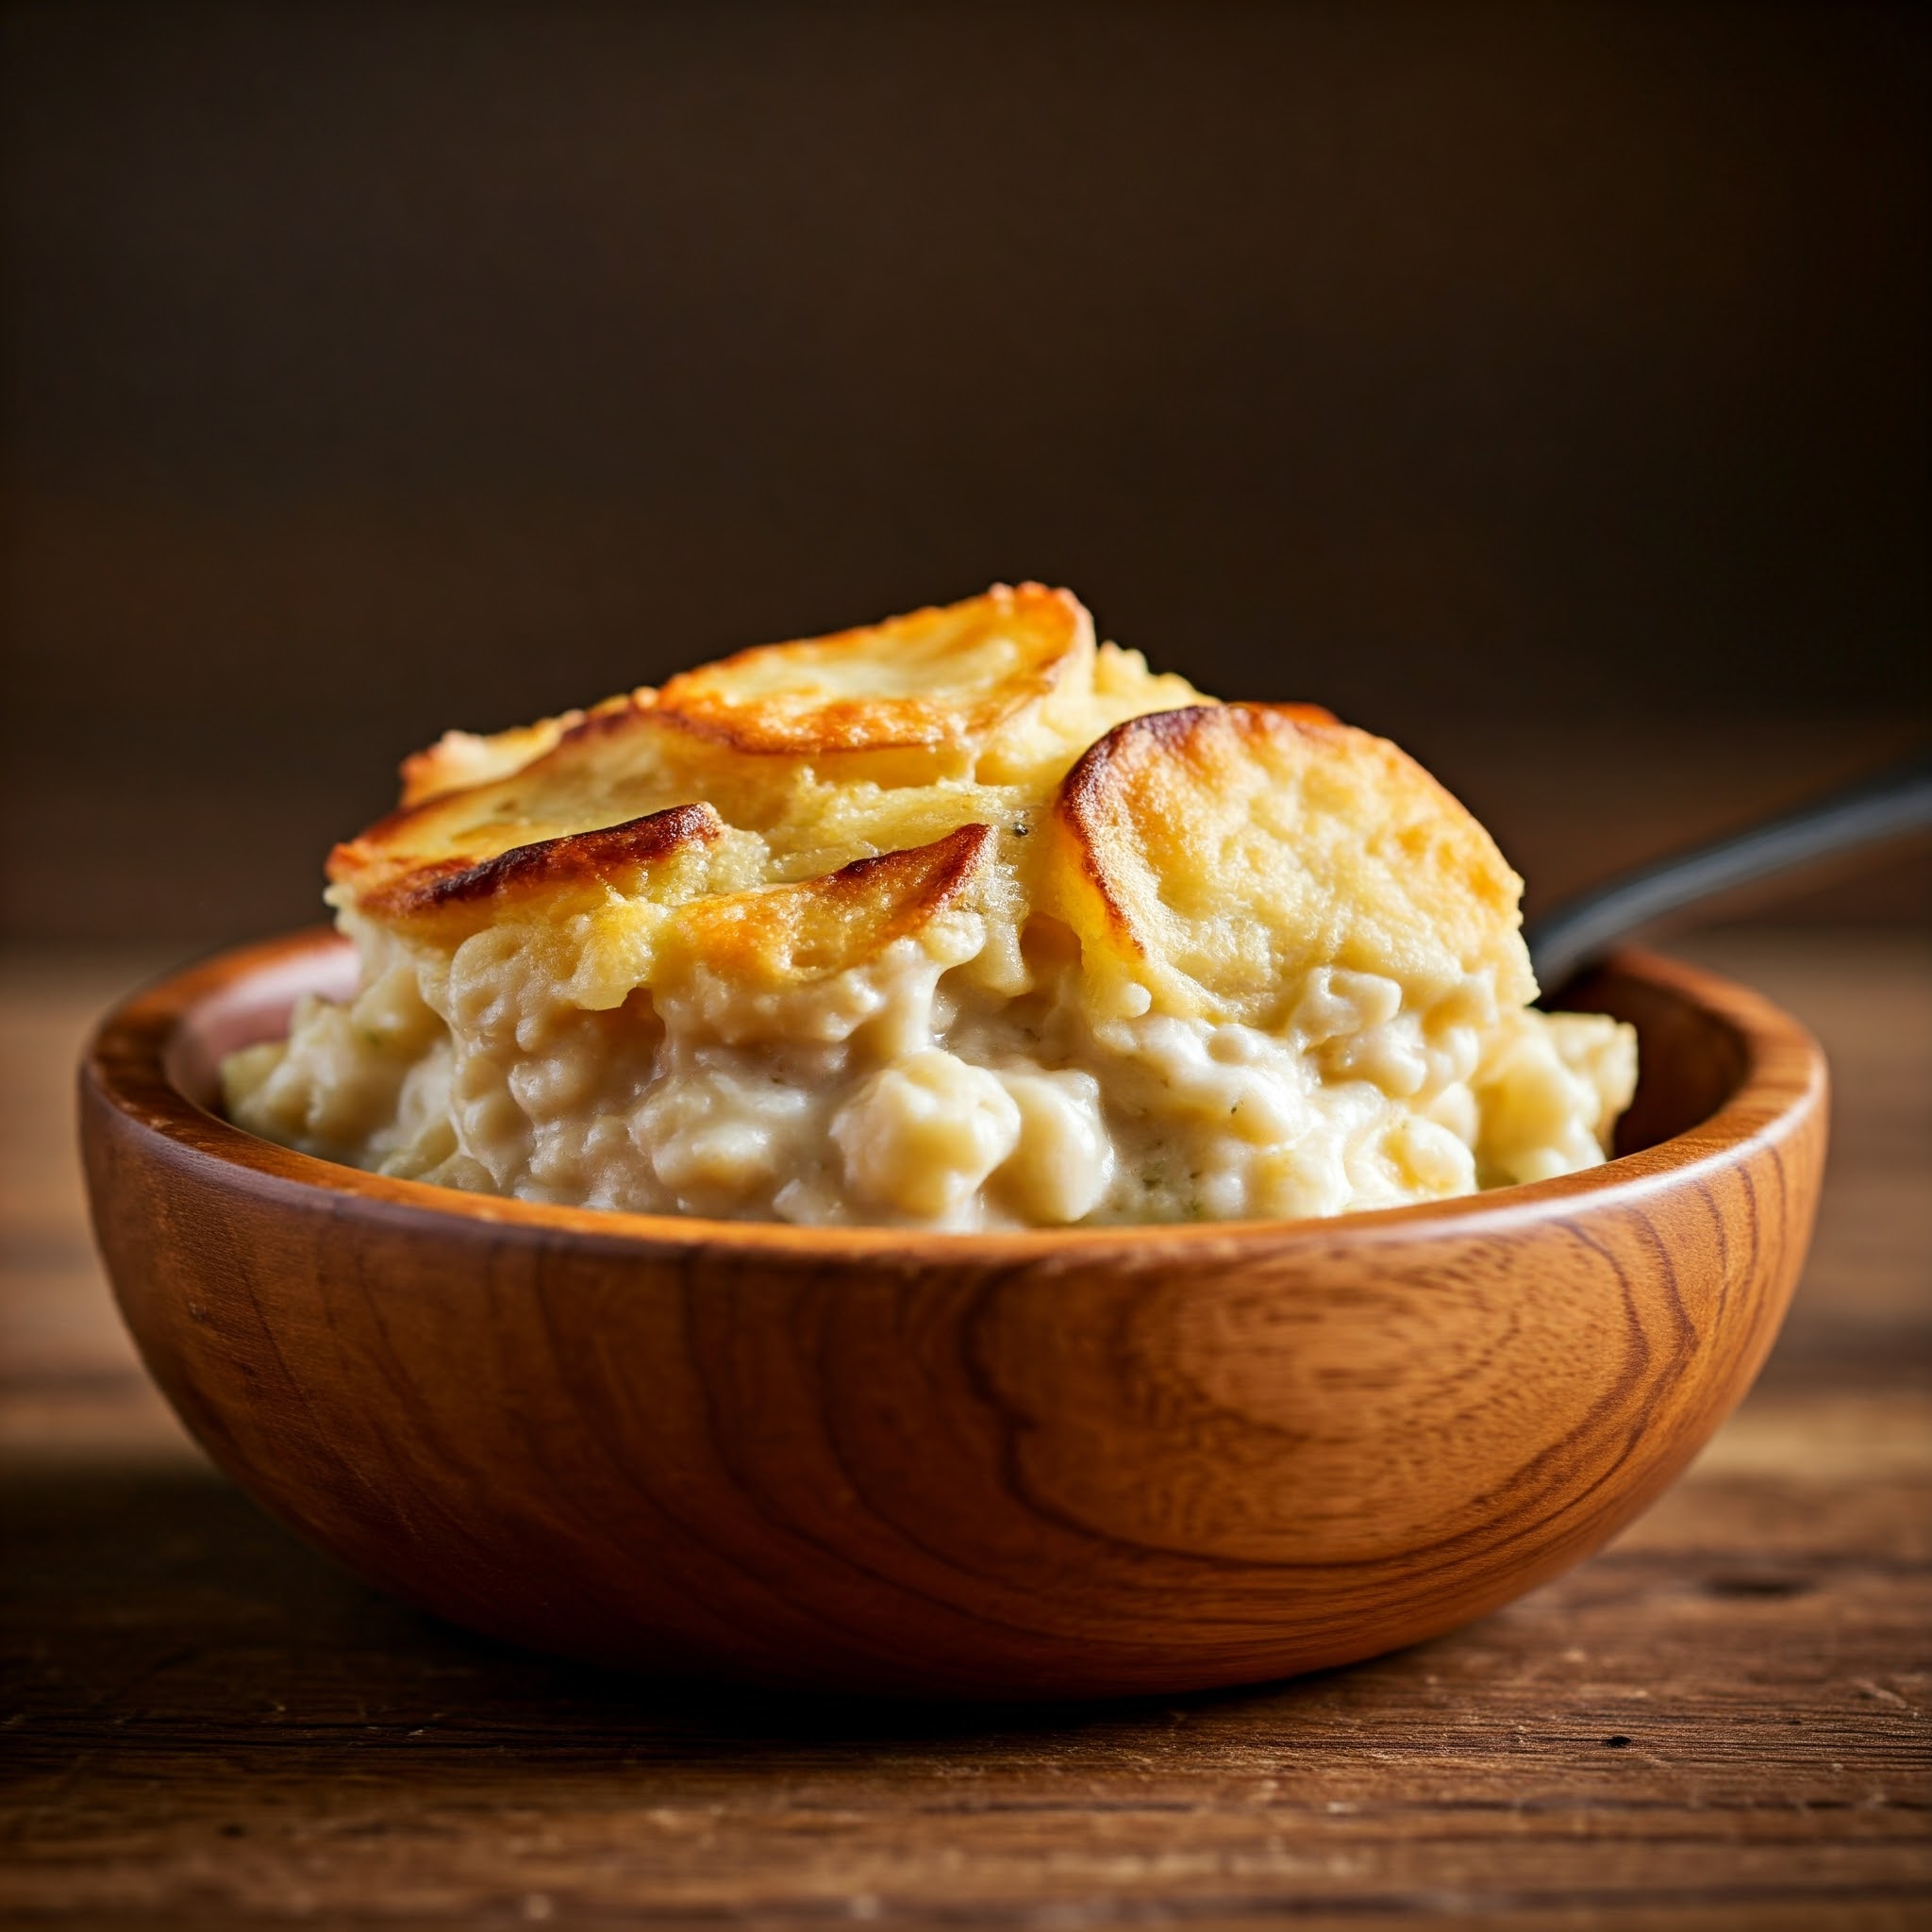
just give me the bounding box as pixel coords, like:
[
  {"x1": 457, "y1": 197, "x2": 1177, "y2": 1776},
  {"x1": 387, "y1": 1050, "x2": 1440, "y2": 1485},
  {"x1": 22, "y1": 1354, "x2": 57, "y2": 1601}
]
[{"x1": 3, "y1": 930, "x2": 1927, "y2": 1929}]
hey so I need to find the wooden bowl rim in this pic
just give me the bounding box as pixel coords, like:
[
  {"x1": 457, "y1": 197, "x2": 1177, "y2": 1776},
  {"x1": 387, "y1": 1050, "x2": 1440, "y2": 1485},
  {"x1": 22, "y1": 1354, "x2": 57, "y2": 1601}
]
[{"x1": 84, "y1": 926, "x2": 1825, "y2": 1261}]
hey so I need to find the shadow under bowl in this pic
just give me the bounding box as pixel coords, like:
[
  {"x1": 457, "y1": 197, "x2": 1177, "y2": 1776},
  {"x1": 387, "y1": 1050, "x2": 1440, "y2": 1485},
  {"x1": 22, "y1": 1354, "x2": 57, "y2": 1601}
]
[{"x1": 80, "y1": 931, "x2": 1826, "y2": 1699}]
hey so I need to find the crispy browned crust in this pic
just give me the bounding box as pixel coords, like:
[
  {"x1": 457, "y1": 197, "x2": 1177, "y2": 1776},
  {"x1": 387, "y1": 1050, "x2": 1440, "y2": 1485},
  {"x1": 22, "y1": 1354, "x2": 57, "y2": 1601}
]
[
  {"x1": 1056, "y1": 704, "x2": 1339, "y2": 944},
  {"x1": 804, "y1": 822, "x2": 993, "y2": 930},
  {"x1": 1049, "y1": 701, "x2": 1529, "y2": 1018},
  {"x1": 329, "y1": 589, "x2": 1105, "y2": 928},
  {"x1": 341, "y1": 803, "x2": 723, "y2": 925},
  {"x1": 329, "y1": 691, "x2": 685, "y2": 914},
  {"x1": 666, "y1": 823, "x2": 994, "y2": 987},
  {"x1": 297, "y1": 587, "x2": 1542, "y2": 1032},
  {"x1": 654, "y1": 583, "x2": 1088, "y2": 755}
]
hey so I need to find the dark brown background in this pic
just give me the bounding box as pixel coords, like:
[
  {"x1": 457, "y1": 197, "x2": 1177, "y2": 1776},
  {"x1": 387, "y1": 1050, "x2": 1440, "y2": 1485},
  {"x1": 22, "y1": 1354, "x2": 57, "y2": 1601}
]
[{"x1": 3, "y1": 0, "x2": 1926, "y2": 946}]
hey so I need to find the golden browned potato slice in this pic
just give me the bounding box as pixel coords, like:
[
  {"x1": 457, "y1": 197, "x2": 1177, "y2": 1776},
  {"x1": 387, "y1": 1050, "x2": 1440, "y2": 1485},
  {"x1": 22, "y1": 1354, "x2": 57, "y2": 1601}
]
[
  {"x1": 656, "y1": 582, "x2": 1091, "y2": 759},
  {"x1": 331, "y1": 587, "x2": 1114, "y2": 932},
  {"x1": 345, "y1": 802, "x2": 725, "y2": 929},
  {"x1": 329, "y1": 695, "x2": 719, "y2": 926},
  {"x1": 1046, "y1": 704, "x2": 1534, "y2": 1024},
  {"x1": 656, "y1": 823, "x2": 993, "y2": 996}
]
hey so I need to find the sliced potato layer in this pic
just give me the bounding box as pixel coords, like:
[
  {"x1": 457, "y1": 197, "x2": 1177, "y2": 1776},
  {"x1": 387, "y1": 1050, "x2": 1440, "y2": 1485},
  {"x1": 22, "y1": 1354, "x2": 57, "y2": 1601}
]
[
  {"x1": 329, "y1": 586, "x2": 1196, "y2": 960},
  {"x1": 326, "y1": 588, "x2": 1531, "y2": 1030},
  {"x1": 330, "y1": 696, "x2": 707, "y2": 926},
  {"x1": 658, "y1": 823, "x2": 993, "y2": 994},
  {"x1": 656, "y1": 583, "x2": 1090, "y2": 759},
  {"x1": 1047, "y1": 704, "x2": 1534, "y2": 1024}
]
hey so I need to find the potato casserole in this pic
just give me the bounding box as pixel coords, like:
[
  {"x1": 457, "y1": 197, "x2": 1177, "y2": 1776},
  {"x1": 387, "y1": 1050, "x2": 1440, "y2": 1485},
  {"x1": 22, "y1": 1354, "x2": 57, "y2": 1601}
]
[{"x1": 225, "y1": 586, "x2": 1636, "y2": 1228}]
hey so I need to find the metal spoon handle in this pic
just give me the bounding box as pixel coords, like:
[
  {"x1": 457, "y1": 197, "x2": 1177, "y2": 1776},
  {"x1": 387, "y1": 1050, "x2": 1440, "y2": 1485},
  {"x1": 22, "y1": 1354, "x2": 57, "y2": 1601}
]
[{"x1": 1525, "y1": 749, "x2": 1932, "y2": 991}]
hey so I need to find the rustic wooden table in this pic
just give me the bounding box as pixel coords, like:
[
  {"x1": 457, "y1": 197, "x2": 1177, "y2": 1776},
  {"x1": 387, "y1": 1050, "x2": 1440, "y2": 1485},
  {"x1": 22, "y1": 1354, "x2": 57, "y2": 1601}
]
[{"x1": 3, "y1": 930, "x2": 1926, "y2": 1929}]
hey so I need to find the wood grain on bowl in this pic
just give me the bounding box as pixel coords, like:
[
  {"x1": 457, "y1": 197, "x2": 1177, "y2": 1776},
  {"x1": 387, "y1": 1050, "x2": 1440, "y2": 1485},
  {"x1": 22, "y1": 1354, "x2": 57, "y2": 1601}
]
[{"x1": 79, "y1": 934, "x2": 1825, "y2": 1699}]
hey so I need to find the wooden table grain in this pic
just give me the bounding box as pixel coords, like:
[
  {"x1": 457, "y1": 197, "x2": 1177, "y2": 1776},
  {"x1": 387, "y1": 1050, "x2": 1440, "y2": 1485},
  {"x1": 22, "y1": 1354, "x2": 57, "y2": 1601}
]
[{"x1": 3, "y1": 930, "x2": 1927, "y2": 1929}]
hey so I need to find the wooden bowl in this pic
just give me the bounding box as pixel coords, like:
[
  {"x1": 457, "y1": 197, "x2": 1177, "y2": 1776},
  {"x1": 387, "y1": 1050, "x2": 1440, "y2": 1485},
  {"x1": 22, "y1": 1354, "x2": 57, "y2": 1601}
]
[{"x1": 80, "y1": 931, "x2": 1826, "y2": 1700}]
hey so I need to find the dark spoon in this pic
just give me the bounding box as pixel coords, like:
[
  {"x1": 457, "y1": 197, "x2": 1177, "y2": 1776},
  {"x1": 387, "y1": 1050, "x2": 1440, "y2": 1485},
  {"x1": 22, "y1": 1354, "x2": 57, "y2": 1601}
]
[{"x1": 1525, "y1": 750, "x2": 1932, "y2": 991}]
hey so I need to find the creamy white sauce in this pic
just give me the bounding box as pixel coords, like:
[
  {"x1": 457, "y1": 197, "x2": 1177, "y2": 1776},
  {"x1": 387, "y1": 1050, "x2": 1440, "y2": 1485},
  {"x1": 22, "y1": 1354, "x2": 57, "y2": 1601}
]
[{"x1": 225, "y1": 909, "x2": 1637, "y2": 1229}]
